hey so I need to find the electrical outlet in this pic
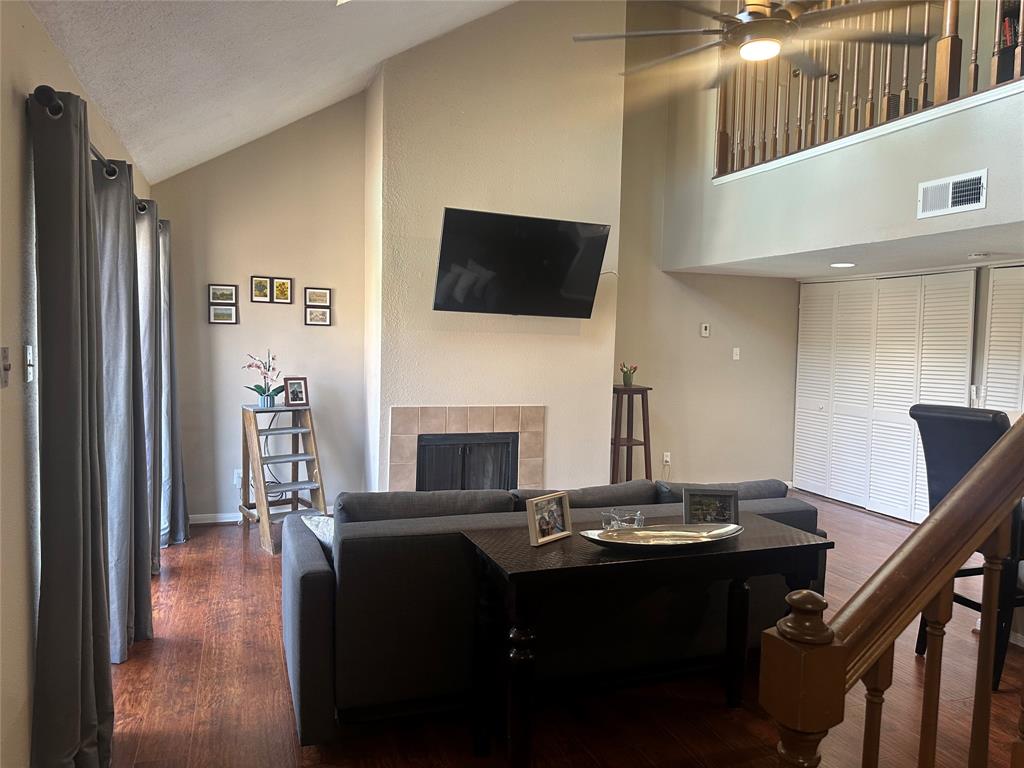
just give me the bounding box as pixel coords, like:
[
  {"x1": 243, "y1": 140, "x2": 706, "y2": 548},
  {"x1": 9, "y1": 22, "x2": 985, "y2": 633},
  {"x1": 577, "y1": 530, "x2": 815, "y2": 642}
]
[
  {"x1": 700, "y1": 323, "x2": 710, "y2": 338},
  {"x1": 232, "y1": 469, "x2": 242, "y2": 489},
  {"x1": 732, "y1": 347, "x2": 741, "y2": 361},
  {"x1": 663, "y1": 452, "x2": 672, "y2": 465}
]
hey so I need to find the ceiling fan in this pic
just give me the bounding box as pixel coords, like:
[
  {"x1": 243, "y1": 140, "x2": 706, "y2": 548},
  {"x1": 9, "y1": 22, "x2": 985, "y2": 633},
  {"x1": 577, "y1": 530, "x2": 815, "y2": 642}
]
[{"x1": 574, "y1": 0, "x2": 935, "y2": 83}]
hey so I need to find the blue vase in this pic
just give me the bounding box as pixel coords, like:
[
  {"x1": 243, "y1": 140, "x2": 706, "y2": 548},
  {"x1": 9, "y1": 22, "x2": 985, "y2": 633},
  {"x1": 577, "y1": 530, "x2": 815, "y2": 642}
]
[{"x1": 258, "y1": 394, "x2": 275, "y2": 408}]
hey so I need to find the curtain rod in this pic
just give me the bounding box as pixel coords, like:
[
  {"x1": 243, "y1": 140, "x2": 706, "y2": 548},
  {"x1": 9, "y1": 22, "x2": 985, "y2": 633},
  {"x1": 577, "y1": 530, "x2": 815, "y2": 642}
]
[{"x1": 31, "y1": 84, "x2": 152, "y2": 215}]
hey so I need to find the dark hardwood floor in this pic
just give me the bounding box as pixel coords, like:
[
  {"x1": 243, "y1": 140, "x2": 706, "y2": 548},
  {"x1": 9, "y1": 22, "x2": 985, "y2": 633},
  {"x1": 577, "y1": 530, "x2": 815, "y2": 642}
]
[{"x1": 111, "y1": 492, "x2": 1022, "y2": 767}]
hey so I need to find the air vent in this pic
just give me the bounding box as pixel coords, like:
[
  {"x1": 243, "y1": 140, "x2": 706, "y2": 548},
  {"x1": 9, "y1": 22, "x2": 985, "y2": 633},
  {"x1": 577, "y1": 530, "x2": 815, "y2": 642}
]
[{"x1": 917, "y1": 169, "x2": 987, "y2": 219}]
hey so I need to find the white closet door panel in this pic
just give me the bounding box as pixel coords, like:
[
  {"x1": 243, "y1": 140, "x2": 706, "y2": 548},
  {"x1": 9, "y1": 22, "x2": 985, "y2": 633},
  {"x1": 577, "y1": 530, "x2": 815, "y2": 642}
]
[
  {"x1": 913, "y1": 271, "x2": 975, "y2": 521},
  {"x1": 827, "y1": 280, "x2": 875, "y2": 506},
  {"x1": 868, "y1": 276, "x2": 922, "y2": 520},
  {"x1": 983, "y1": 267, "x2": 1024, "y2": 410},
  {"x1": 793, "y1": 283, "x2": 836, "y2": 494}
]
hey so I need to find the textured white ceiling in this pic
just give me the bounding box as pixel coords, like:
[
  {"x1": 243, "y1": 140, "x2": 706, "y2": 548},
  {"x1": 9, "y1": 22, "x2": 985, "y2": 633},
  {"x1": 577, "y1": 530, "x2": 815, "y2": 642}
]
[{"x1": 30, "y1": 0, "x2": 510, "y2": 182}]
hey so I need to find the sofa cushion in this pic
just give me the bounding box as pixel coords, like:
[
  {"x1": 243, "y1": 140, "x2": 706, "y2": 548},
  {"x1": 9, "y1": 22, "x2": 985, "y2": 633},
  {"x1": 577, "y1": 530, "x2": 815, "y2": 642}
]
[
  {"x1": 656, "y1": 479, "x2": 789, "y2": 504},
  {"x1": 300, "y1": 513, "x2": 335, "y2": 559},
  {"x1": 334, "y1": 489, "x2": 514, "y2": 523},
  {"x1": 511, "y1": 480, "x2": 658, "y2": 511},
  {"x1": 739, "y1": 497, "x2": 819, "y2": 534}
]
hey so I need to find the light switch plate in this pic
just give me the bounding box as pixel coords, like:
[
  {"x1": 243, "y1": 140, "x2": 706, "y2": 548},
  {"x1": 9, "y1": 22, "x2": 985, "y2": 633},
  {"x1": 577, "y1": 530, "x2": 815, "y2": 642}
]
[
  {"x1": 732, "y1": 347, "x2": 741, "y2": 361},
  {"x1": 24, "y1": 345, "x2": 34, "y2": 383},
  {"x1": 700, "y1": 323, "x2": 710, "y2": 338},
  {"x1": 0, "y1": 347, "x2": 9, "y2": 388}
]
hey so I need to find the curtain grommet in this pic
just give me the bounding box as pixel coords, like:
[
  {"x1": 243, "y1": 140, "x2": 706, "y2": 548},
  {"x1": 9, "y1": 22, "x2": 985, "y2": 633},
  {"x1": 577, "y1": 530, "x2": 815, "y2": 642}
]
[
  {"x1": 136, "y1": 201, "x2": 149, "y2": 215},
  {"x1": 103, "y1": 164, "x2": 119, "y2": 180}
]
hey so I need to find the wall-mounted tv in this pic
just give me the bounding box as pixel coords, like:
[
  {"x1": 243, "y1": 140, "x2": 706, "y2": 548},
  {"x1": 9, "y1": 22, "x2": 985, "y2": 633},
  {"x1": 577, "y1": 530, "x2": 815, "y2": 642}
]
[{"x1": 432, "y1": 207, "x2": 610, "y2": 319}]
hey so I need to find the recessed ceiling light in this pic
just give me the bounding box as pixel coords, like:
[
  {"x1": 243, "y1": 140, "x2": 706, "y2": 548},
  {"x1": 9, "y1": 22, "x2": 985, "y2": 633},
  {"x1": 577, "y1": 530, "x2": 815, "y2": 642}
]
[
  {"x1": 967, "y1": 252, "x2": 990, "y2": 261},
  {"x1": 830, "y1": 262, "x2": 856, "y2": 269}
]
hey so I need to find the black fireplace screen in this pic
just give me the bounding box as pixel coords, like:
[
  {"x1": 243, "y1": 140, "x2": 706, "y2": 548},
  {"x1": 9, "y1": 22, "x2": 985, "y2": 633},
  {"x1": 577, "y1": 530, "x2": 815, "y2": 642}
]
[{"x1": 416, "y1": 432, "x2": 519, "y2": 491}]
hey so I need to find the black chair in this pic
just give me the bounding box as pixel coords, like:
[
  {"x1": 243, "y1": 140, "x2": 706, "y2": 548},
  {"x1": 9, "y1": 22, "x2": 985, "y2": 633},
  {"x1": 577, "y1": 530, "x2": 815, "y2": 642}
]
[{"x1": 910, "y1": 404, "x2": 1024, "y2": 691}]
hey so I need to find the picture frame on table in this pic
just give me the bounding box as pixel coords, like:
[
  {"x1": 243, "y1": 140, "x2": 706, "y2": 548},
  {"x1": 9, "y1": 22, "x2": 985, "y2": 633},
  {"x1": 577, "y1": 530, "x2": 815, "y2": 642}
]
[
  {"x1": 208, "y1": 283, "x2": 238, "y2": 304},
  {"x1": 251, "y1": 276, "x2": 272, "y2": 303},
  {"x1": 273, "y1": 277, "x2": 294, "y2": 304},
  {"x1": 209, "y1": 305, "x2": 238, "y2": 324},
  {"x1": 683, "y1": 488, "x2": 739, "y2": 526},
  {"x1": 304, "y1": 287, "x2": 332, "y2": 307},
  {"x1": 305, "y1": 307, "x2": 331, "y2": 326},
  {"x1": 283, "y1": 376, "x2": 309, "y2": 407},
  {"x1": 526, "y1": 491, "x2": 573, "y2": 546}
]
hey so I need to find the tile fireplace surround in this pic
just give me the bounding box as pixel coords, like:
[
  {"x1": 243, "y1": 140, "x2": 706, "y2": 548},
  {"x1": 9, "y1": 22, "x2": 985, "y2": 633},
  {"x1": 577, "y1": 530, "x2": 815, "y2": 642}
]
[{"x1": 388, "y1": 405, "x2": 545, "y2": 491}]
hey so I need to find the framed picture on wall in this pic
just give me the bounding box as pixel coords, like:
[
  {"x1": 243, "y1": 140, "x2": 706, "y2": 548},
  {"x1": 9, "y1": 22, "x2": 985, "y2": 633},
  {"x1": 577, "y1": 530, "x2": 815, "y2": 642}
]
[
  {"x1": 273, "y1": 277, "x2": 293, "y2": 304},
  {"x1": 304, "y1": 287, "x2": 332, "y2": 307},
  {"x1": 283, "y1": 376, "x2": 309, "y2": 407},
  {"x1": 251, "y1": 276, "x2": 271, "y2": 303},
  {"x1": 209, "y1": 305, "x2": 238, "y2": 324},
  {"x1": 526, "y1": 492, "x2": 573, "y2": 546},
  {"x1": 305, "y1": 307, "x2": 331, "y2": 326},
  {"x1": 208, "y1": 283, "x2": 238, "y2": 304}
]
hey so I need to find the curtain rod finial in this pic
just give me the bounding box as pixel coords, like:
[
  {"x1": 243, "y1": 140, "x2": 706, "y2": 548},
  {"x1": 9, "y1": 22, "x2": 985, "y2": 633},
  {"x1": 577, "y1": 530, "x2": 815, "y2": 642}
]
[{"x1": 32, "y1": 85, "x2": 64, "y2": 118}]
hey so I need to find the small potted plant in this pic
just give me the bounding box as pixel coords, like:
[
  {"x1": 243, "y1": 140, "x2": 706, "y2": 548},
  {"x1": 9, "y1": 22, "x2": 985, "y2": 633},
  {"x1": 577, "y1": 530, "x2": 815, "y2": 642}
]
[
  {"x1": 244, "y1": 349, "x2": 285, "y2": 407},
  {"x1": 619, "y1": 362, "x2": 638, "y2": 387}
]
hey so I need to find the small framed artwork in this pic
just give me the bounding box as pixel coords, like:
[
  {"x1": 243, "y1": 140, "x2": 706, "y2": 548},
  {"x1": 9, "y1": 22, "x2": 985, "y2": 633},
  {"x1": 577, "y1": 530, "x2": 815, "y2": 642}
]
[
  {"x1": 305, "y1": 287, "x2": 332, "y2": 307},
  {"x1": 526, "y1": 492, "x2": 573, "y2": 546},
  {"x1": 305, "y1": 307, "x2": 331, "y2": 326},
  {"x1": 683, "y1": 488, "x2": 739, "y2": 526},
  {"x1": 208, "y1": 283, "x2": 238, "y2": 304},
  {"x1": 251, "y1": 276, "x2": 272, "y2": 303},
  {"x1": 273, "y1": 277, "x2": 294, "y2": 304},
  {"x1": 283, "y1": 376, "x2": 309, "y2": 407},
  {"x1": 209, "y1": 305, "x2": 238, "y2": 324}
]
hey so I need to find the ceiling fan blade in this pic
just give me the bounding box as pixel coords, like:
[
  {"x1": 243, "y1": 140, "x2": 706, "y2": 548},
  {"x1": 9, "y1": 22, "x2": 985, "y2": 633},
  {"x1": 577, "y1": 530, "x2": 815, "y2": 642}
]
[
  {"x1": 674, "y1": 3, "x2": 741, "y2": 25},
  {"x1": 622, "y1": 39, "x2": 722, "y2": 76},
  {"x1": 704, "y1": 50, "x2": 739, "y2": 90},
  {"x1": 781, "y1": 0, "x2": 827, "y2": 20},
  {"x1": 782, "y1": 45, "x2": 827, "y2": 79},
  {"x1": 574, "y1": 28, "x2": 724, "y2": 43},
  {"x1": 798, "y1": 0, "x2": 936, "y2": 27},
  {"x1": 794, "y1": 28, "x2": 934, "y2": 45}
]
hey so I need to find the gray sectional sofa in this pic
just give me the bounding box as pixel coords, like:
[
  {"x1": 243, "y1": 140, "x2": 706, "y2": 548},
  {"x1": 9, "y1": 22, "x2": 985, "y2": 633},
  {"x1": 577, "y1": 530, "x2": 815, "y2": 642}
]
[{"x1": 281, "y1": 478, "x2": 825, "y2": 745}]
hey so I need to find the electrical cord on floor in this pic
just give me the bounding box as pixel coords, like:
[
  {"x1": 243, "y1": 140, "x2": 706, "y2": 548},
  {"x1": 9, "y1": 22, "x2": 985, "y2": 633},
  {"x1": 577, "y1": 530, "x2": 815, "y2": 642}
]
[{"x1": 252, "y1": 412, "x2": 285, "y2": 501}]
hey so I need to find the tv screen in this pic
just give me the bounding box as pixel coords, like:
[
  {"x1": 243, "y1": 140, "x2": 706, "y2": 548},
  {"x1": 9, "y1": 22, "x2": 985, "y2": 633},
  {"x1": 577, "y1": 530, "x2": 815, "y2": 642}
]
[{"x1": 432, "y1": 208, "x2": 610, "y2": 319}]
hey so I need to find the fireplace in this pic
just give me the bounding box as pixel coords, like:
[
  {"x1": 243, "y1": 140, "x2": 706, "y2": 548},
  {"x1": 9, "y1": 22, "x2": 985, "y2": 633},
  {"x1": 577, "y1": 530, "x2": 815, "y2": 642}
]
[{"x1": 416, "y1": 432, "x2": 519, "y2": 491}]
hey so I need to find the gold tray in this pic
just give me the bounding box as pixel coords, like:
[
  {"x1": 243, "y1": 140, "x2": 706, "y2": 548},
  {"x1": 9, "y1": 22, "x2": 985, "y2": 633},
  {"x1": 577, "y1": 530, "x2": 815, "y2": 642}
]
[{"x1": 579, "y1": 523, "x2": 743, "y2": 551}]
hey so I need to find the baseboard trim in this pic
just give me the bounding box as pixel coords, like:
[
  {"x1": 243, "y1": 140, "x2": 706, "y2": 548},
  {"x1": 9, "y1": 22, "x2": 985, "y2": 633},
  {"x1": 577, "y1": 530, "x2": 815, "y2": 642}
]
[
  {"x1": 1010, "y1": 630, "x2": 1024, "y2": 649},
  {"x1": 190, "y1": 513, "x2": 242, "y2": 525}
]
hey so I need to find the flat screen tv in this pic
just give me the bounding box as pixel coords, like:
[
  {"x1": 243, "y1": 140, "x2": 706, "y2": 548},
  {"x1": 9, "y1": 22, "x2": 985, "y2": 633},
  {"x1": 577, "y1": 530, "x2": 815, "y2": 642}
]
[{"x1": 432, "y1": 208, "x2": 610, "y2": 319}]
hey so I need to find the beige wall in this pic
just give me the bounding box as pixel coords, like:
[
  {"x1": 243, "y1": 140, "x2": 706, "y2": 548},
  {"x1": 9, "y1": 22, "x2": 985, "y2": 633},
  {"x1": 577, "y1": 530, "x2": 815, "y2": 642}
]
[
  {"x1": 372, "y1": 0, "x2": 626, "y2": 490},
  {"x1": 152, "y1": 96, "x2": 367, "y2": 522},
  {"x1": 615, "y1": 1, "x2": 799, "y2": 484},
  {"x1": 0, "y1": 2, "x2": 149, "y2": 763},
  {"x1": 363, "y1": 72, "x2": 384, "y2": 492}
]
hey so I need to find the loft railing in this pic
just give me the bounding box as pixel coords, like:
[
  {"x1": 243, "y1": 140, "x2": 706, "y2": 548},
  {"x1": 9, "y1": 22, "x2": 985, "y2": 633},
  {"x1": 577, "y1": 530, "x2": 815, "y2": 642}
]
[
  {"x1": 715, "y1": 0, "x2": 1023, "y2": 176},
  {"x1": 759, "y1": 415, "x2": 1024, "y2": 767}
]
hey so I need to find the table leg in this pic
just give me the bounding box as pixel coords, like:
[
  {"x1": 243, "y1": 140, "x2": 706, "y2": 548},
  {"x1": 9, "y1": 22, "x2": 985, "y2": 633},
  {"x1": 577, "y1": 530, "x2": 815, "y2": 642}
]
[
  {"x1": 473, "y1": 557, "x2": 500, "y2": 756},
  {"x1": 726, "y1": 578, "x2": 750, "y2": 707},
  {"x1": 507, "y1": 586, "x2": 535, "y2": 768}
]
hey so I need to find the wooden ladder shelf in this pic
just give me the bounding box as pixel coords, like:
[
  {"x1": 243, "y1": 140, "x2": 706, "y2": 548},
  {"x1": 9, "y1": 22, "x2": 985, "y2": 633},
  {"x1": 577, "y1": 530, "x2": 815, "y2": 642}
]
[{"x1": 240, "y1": 404, "x2": 327, "y2": 554}]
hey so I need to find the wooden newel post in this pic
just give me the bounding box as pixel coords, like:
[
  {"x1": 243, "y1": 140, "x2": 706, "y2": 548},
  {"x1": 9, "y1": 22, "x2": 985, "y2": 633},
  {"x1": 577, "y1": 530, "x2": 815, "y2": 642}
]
[
  {"x1": 934, "y1": 0, "x2": 962, "y2": 104},
  {"x1": 760, "y1": 590, "x2": 848, "y2": 767}
]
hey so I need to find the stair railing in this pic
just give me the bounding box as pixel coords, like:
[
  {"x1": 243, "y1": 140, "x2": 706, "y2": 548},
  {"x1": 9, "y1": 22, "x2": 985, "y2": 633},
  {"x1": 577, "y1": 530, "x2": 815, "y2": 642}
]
[{"x1": 760, "y1": 415, "x2": 1024, "y2": 767}]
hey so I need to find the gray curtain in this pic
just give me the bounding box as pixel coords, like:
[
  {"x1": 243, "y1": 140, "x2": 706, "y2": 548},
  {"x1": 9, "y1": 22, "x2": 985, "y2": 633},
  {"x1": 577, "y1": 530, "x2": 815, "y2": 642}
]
[
  {"x1": 158, "y1": 221, "x2": 189, "y2": 545},
  {"x1": 135, "y1": 201, "x2": 163, "y2": 574},
  {"x1": 94, "y1": 159, "x2": 153, "y2": 664},
  {"x1": 29, "y1": 91, "x2": 114, "y2": 767}
]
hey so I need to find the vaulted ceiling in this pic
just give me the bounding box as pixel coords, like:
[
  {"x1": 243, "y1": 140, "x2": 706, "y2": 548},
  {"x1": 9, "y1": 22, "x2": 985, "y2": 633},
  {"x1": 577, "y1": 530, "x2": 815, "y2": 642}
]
[{"x1": 31, "y1": 0, "x2": 510, "y2": 182}]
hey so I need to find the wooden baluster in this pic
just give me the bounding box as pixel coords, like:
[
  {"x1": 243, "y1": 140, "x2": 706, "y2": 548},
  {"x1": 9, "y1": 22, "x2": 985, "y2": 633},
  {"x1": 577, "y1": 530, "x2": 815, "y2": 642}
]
[
  {"x1": 782, "y1": 65, "x2": 793, "y2": 156},
  {"x1": 733, "y1": 62, "x2": 743, "y2": 170},
  {"x1": 808, "y1": 40, "x2": 819, "y2": 145},
  {"x1": 760, "y1": 61, "x2": 770, "y2": 163},
  {"x1": 918, "y1": 582, "x2": 954, "y2": 768},
  {"x1": 749, "y1": 62, "x2": 759, "y2": 165},
  {"x1": 935, "y1": 0, "x2": 962, "y2": 103},
  {"x1": 899, "y1": 5, "x2": 913, "y2": 115},
  {"x1": 861, "y1": 643, "x2": 894, "y2": 768},
  {"x1": 881, "y1": 9, "x2": 895, "y2": 121},
  {"x1": 835, "y1": 20, "x2": 847, "y2": 138},
  {"x1": 967, "y1": 0, "x2": 982, "y2": 93},
  {"x1": 850, "y1": 13, "x2": 862, "y2": 132},
  {"x1": 716, "y1": 61, "x2": 732, "y2": 176},
  {"x1": 992, "y1": 0, "x2": 1006, "y2": 87},
  {"x1": 969, "y1": 520, "x2": 1012, "y2": 768},
  {"x1": 736, "y1": 62, "x2": 747, "y2": 169},
  {"x1": 771, "y1": 57, "x2": 782, "y2": 160},
  {"x1": 918, "y1": 0, "x2": 932, "y2": 107},
  {"x1": 760, "y1": 591, "x2": 847, "y2": 768},
  {"x1": 819, "y1": 0, "x2": 833, "y2": 141},
  {"x1": 1016, "y1": 0, "x2": 1024, "y2": 78},
  {"x1": 865, "y1": 11, "x2": 878, "y2": 127},
  {"x1": 797, "y1": 55, "x2": 808, "y2": 148}
]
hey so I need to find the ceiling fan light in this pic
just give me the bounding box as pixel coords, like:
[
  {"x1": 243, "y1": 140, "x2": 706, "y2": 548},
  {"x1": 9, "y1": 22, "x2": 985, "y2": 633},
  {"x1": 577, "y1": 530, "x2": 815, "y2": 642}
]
[{"x1": 739, "y1": 38, "x2": 781, "y2": 61}]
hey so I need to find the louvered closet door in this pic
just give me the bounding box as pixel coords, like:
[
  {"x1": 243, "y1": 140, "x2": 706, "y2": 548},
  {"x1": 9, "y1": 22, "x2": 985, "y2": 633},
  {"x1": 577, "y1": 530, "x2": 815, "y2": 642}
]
[
  {"x1": 868, "y1": 276, "x2": 923, "y2": 520},
  {"x1": 826, "y1": 281, "x2": 875, "y2": 507},
  {"x1": 911, "y1": 271, "x2": 976, "y2": 521},
  {"x1": 793, "y1": 282, "x2": 835, "y2": 495},
  {"x1": 982, "y1": 266, "x2": 1024, "y2": 411}
]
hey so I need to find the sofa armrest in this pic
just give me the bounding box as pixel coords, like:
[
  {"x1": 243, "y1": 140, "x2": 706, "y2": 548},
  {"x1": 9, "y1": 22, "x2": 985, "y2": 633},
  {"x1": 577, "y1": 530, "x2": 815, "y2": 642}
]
[{"x1": 282, "y1": 515, "x2": 337, "y2": 745}]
